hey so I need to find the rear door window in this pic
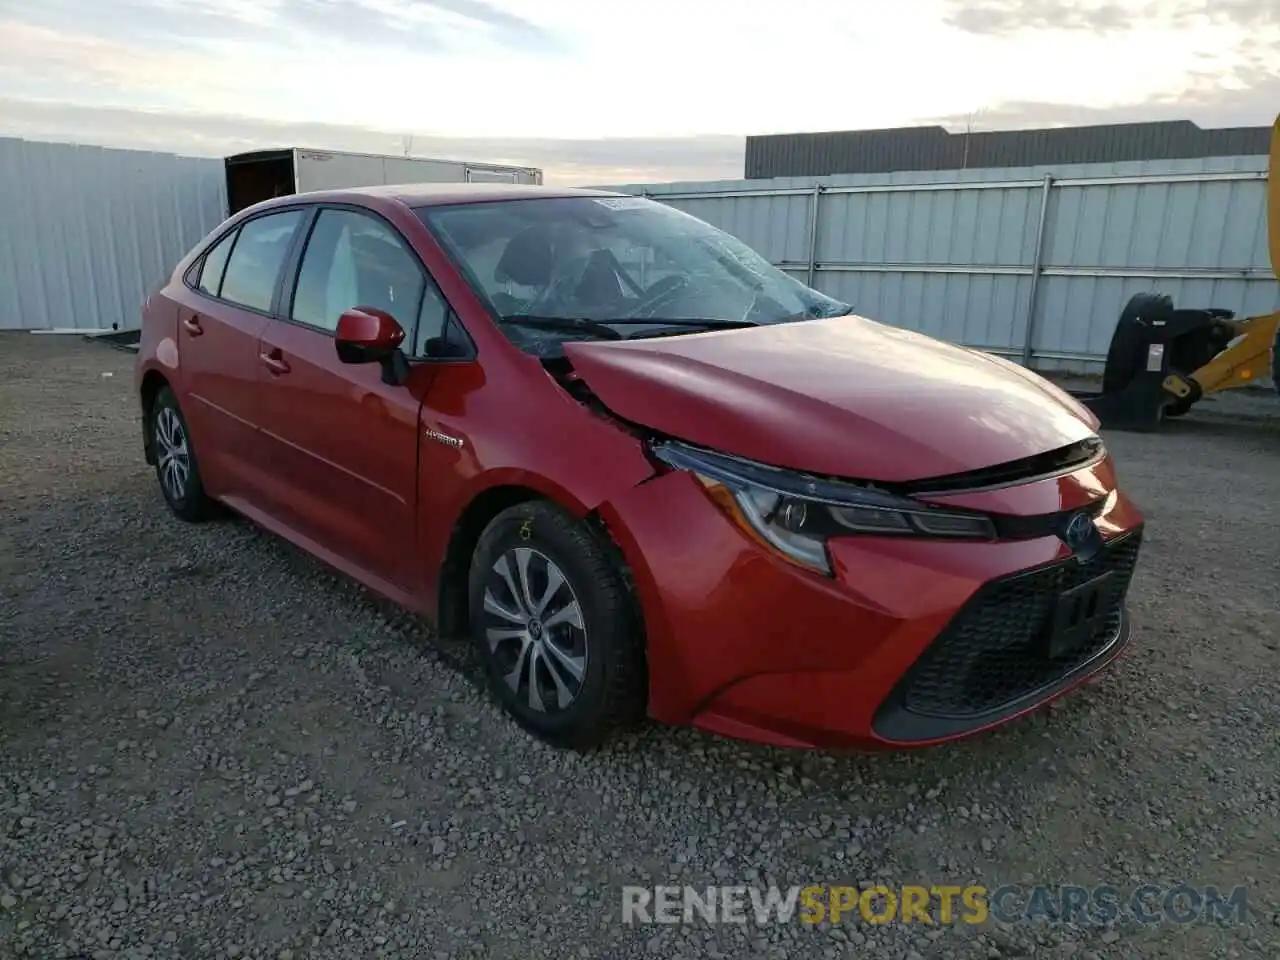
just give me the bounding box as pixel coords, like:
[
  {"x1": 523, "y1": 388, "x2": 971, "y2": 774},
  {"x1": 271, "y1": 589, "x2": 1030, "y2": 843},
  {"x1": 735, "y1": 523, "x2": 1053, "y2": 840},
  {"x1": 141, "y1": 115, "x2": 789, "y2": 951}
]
[{"x1": 219, "y1": 210, "x2": 305, "y2": 313}]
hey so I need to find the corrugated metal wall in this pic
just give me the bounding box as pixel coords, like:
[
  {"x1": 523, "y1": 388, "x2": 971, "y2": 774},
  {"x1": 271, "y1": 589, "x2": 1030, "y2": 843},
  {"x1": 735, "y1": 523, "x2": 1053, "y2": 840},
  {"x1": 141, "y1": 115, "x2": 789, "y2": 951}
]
[
  {"x1": 0, "y1": 138, "x2": 226, "y2": 331},
  {"x1": 605, "y1": 155, "x2": 1278, "y2": 372},
  {"x1": 3, "y1": 136, "x2": 1273, "y2": 363},
  {"x1": 745, "y1": 121, "x2": 1273, "y2": 179}
]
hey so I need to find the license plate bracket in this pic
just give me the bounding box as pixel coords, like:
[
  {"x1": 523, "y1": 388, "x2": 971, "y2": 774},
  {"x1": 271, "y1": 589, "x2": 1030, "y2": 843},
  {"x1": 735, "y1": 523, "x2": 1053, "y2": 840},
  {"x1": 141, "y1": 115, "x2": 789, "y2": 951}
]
[{"x1": 1044, "y1": 571, "x2": 1117, "y2": 659}]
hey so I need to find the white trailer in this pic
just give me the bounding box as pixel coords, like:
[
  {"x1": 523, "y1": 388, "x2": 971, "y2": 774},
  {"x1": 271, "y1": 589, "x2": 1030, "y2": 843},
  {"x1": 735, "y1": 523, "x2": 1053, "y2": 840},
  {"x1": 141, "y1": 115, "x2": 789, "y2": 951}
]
[{"x1": 224, "y1": 147, "x2": 543, "y2": 215}]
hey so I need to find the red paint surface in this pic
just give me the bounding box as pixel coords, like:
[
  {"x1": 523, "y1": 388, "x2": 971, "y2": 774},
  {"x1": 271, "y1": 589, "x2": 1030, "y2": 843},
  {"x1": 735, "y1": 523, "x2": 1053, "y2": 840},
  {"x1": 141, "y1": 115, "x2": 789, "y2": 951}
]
[{"x1": 563, "y1": 318, "x2": 1100, "y2": 481}]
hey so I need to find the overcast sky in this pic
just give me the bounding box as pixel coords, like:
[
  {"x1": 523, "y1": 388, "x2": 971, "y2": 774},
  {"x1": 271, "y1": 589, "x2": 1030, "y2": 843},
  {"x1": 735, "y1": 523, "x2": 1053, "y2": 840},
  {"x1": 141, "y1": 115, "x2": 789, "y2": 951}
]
[{"x1": 0, "y1": 0, "x2": 1276, "y2": 185}]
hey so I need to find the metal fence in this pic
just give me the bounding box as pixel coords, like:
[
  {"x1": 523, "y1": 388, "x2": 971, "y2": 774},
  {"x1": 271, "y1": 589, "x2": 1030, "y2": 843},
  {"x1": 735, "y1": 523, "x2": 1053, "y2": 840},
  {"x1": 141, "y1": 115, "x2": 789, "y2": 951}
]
[
  {"x1": 3, "y1": 138, "x2": 1275, "y2": 365},
  {"x1": 605, "y1": 155, "x2": 1277, "y2": 372},
  {"x1": 0, "y1": 138, "x2": 227, "y2": 332}
]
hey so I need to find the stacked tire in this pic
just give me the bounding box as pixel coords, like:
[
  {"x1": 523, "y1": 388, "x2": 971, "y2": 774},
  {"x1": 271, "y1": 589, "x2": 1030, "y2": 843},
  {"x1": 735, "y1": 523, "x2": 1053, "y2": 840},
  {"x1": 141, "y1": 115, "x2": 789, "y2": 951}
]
[
  {"x1": 1102, "y1": 293, "x2": 1235, "y2": 416},
  {"x1": 1102, "y1": 293, "x2": 1173, "y2": 396}
]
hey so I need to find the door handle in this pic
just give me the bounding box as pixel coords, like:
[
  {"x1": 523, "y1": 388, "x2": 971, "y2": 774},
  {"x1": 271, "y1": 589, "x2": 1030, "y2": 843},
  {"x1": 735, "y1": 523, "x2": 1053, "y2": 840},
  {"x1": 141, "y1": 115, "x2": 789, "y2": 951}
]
[
  {"x1": 182, "y1": 316, "x2": 203, "y2": 336},
  {"x1": 260, "y1": 351, "x2": 291, "y2": 375}
]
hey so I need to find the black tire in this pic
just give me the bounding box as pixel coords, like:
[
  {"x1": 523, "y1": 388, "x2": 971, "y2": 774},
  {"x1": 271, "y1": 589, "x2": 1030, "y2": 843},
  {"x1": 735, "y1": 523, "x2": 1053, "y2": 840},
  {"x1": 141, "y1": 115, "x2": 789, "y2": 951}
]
[
  {"x1": 1102, "y1": 293, "x2": 1173, "y2": 395},
  {"x1": 466, "y1": 500, "x2": 646, "y2": 749},
  {"x1": 150, "y1": 387, "x2": 218, "y2": 523}
]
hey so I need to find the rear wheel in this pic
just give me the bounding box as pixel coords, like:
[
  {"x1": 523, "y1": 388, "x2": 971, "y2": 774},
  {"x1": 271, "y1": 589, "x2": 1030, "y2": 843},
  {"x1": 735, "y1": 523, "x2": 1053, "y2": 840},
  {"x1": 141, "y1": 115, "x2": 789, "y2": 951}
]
[
  {"x1": 466, "y1": 500, "x2": 646, "y2": 749},
  {"x1": 150, "y1": 387, "x2": 218, "y2": 522}
]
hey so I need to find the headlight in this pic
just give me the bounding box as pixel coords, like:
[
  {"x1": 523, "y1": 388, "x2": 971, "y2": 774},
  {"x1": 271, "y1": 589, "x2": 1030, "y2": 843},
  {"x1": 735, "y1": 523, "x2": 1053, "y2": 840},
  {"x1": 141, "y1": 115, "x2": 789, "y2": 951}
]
[{"x1": 650, "y1": 440, "x2": 996, "y2": 576}]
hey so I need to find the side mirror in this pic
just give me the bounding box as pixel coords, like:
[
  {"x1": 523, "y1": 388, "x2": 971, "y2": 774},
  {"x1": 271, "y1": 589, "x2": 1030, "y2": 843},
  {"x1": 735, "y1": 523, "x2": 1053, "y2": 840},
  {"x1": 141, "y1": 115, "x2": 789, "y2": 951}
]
[
  {"x1": 335, "y1": 306, "x2": 405, "y2": 363},
  {"x1": 335, "y1": 307, "x2": 411, "y2": 385}
]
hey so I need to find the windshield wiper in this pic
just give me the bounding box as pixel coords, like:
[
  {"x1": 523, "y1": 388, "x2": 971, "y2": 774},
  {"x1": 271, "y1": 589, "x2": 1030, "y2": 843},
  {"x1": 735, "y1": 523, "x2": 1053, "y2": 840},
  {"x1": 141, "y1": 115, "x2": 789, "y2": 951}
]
[
  {"x1": 499, "y1": 314, "x2": 758, "y2": 341},
  {"x1": 770, "y1": 305, "x2": 855, "y2": 324},
  {"x1": 607, "y1": 318, "x2": 760, "y2": 331},
  {"x1": 499, "y1": 314, "x2": 624, "y2": 340},
  {"x1": 815, "y1": 305, "x2": 856, "y2": 319}
]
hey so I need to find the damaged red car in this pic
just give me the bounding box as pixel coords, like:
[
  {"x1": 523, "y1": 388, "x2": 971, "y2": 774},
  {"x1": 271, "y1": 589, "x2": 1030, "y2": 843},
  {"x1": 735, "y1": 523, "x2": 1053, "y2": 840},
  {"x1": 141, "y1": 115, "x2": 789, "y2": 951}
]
[{"x1": 135, "y1": 184, "x2": 1144, "y2": 750}]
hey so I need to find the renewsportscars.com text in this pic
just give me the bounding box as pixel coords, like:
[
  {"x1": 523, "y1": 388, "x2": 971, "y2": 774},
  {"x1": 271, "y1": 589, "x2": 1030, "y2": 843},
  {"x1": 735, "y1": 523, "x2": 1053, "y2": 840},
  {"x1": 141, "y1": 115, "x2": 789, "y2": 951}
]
[{"x1": 621, "y1": 883, "x2": 1249, "y2": 927}]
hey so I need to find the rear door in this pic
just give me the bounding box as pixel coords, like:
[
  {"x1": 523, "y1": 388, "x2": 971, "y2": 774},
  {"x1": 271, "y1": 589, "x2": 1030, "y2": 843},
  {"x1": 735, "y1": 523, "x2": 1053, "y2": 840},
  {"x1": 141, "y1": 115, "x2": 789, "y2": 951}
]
[
  {"x1": 253, "y1": 206, "x2": 443, "y2": 589},
  {"x1": 174, "y1": 208, "x2": 306, "y2": 499}
]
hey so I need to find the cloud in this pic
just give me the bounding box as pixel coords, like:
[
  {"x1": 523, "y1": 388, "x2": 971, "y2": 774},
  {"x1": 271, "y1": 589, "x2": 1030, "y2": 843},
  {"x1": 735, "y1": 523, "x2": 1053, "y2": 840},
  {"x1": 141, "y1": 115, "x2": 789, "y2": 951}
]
[
  {"x1": 925, "y1": 33, "x2": 1280, "y2": 131},
  {"x1": 0, "y1": 0, "x2": 566, "y2": 56},
  {"x1": 942, "y1": 0, "x2": 1276, "y2": 36},
  {"x1": 0, "y1": 97, "x2": 745, "y2": 185},
  {"x1": 928, "y1": 86, "x2": 1280, "y2": 133},
  {"x1": 0, "y1": 23, "x2": 194, "y2": 96},
  {"x1": 1, "y1": 0, "x2": 1274, "y2": 178},
  {"x1": 419, "y1": 0, "x2": 562, "y2": 46},
  {"x1": 0, "y1": 1, "x2": 572, "y2": 137},
  {"x1": 266, "y1": 0, "x2": 566, "y2": 53}
]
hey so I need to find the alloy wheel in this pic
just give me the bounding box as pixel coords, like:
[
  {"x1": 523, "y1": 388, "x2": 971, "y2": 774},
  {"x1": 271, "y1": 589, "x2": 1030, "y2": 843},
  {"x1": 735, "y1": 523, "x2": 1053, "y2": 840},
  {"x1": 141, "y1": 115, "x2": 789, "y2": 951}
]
[
  {"x1": 480, "y1": 547, "x2": 587, "y2": 713},
  {"x1": 155, "y1": 407, "x2": 191, "y2": 502}
]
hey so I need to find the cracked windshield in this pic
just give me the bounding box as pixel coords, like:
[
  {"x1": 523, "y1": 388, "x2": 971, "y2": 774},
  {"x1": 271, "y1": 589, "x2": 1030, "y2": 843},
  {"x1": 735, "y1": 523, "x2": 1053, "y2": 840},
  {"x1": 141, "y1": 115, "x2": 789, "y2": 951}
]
[{"x1": 418, "y1": 196, "x2": 851, "y2": 352}]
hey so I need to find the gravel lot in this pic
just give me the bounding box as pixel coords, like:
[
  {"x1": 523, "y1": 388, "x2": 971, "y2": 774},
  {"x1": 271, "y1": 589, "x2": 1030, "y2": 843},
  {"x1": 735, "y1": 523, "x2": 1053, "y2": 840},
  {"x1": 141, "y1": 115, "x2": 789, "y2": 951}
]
[{"x1": 2, "y1": 332, "x2": 1278, "y2": 960}]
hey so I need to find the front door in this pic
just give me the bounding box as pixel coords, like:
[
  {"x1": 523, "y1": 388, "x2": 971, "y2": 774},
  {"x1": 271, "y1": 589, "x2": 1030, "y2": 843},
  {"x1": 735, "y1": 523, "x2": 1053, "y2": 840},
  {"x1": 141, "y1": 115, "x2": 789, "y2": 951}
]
[
  {"x1": 252, "y1": 207, "x2": 437, "y2": 590},
  {"x1": 176, "y1": 208, "x2": 306, "y2": 499}
]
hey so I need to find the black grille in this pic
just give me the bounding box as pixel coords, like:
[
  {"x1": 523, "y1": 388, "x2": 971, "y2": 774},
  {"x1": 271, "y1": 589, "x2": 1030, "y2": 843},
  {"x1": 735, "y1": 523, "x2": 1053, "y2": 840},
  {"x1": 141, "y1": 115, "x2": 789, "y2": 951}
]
[{"x1": 896, "y1": 530, "x2": 1142, "y2": 720}]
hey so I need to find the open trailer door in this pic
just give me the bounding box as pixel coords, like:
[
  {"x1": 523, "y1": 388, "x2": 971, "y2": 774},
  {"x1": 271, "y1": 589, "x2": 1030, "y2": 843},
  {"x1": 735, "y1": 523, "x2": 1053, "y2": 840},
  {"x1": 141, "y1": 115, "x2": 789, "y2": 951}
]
[{"x1": 224, "y1": 149, "x2": 297, "y2": 216}]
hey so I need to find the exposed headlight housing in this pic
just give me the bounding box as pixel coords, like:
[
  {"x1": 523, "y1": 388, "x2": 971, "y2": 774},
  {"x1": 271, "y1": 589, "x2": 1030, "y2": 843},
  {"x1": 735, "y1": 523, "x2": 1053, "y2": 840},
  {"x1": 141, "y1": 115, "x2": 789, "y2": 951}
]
[{"x1": 650, "y1": 440, "x2": 997, "y2": 576}]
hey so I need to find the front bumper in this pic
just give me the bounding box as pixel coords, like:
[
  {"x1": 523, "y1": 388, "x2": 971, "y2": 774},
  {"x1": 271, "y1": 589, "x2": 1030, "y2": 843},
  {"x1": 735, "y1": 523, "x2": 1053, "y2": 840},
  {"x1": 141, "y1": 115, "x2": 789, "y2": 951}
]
[
  {"x1": 598, "y1": 455, "x2": 1144, "y2": 750},
  {"x1": 871, "y1": 529, "x2": 1139, "y2": 742}
]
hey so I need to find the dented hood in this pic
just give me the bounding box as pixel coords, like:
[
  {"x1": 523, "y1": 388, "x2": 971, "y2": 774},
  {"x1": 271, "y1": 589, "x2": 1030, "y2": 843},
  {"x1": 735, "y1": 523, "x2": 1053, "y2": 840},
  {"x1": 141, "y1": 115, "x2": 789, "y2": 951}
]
[{"x1": 562, "y1": 315, "x2": 1099, "y2": 483}]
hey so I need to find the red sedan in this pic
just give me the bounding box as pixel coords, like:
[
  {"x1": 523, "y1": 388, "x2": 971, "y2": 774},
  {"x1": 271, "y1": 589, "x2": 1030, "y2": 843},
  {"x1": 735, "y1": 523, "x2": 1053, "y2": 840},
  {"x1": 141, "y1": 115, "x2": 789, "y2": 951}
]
[{"x1": 135, "y1": 184, "x2": 1144, "y2": 750}]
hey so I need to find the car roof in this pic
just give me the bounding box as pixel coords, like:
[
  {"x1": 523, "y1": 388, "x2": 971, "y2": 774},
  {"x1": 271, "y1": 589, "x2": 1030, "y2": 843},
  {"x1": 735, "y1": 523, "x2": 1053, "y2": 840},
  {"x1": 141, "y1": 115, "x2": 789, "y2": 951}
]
[{"x1": 275, "y1": 182, "x2": 629, "y2": 209}]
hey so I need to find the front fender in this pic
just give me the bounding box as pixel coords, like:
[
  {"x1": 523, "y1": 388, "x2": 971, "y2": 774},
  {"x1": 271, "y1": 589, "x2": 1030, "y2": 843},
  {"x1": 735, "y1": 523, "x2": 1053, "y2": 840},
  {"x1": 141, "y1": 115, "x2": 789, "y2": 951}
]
[{"x1": 413, "y1": 358, "x2": 659, "y2": 618}]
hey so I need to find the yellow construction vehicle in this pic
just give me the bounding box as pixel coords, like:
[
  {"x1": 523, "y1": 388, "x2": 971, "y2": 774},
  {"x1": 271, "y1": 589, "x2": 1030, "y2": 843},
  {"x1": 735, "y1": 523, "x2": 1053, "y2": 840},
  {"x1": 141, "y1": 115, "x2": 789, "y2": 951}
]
[{"x1": 1081, "y1": 113, "x2": 1280, "y2": 430}]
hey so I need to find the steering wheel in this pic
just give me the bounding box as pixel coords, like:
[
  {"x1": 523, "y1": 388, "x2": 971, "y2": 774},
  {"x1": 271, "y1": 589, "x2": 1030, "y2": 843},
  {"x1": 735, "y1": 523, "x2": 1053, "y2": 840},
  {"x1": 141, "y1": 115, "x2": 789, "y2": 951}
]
[
  {"x1": 489, "y1": 291, "x2": 524, "y2": 316},
  {"x1": 629, "y1": 274, "x2": 690, "y2": 318}
]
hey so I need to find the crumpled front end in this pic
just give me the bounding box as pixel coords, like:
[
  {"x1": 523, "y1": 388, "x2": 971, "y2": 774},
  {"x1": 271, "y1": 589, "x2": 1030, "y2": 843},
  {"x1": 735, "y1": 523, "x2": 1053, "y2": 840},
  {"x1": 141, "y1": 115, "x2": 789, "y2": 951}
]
[{"x1": 597, "y1": 441, "x2": 1144, "y2": 750}]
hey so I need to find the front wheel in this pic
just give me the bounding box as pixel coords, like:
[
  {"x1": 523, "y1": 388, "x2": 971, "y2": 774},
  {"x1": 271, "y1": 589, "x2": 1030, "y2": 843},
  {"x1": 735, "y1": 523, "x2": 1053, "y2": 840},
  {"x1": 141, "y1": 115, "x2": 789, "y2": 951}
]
[
  {"x1": 467, "y1": 501, "x2": 646, "y2": 748},
  {"x1": 150, "y1": 387, "x2": 218, "y2": 522}
]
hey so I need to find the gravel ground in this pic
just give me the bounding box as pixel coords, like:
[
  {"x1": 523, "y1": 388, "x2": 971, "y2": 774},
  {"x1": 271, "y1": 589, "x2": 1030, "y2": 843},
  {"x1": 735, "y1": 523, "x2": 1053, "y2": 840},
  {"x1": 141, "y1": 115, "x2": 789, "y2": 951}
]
[{"x1": 2, "y1": 332, "x2": 1278, "y2": 960}]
